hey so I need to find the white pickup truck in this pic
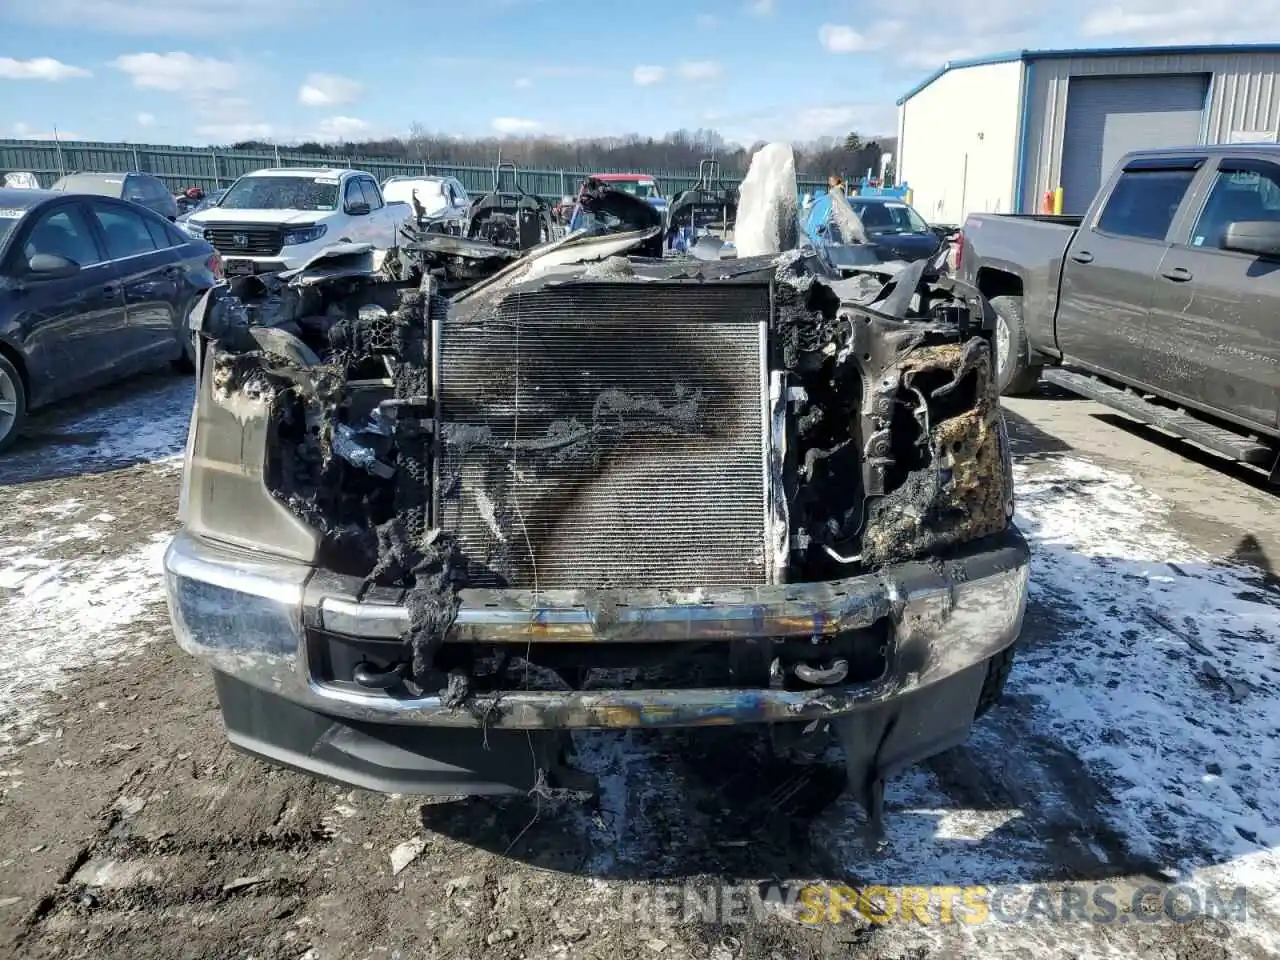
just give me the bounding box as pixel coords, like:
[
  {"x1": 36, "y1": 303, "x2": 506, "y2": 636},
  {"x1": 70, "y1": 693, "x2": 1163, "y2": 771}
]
[{"x1": 184, "y1": 167, "x2": 411, "y2": 275}]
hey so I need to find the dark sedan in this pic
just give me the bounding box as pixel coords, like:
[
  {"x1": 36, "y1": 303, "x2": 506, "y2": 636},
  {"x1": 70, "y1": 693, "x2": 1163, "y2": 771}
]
[
  {"x1": 802, "y1": 193, "x2": 946, "y2": 266},
  {"x1": 0, "y1": 188, "x2": 220, "y2": 452}
]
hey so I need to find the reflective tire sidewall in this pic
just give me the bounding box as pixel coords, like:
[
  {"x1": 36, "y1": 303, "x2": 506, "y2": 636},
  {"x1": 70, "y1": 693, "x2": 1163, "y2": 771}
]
[{"x1": 0, "y1": 354, "x2": 27, "y2": 454}]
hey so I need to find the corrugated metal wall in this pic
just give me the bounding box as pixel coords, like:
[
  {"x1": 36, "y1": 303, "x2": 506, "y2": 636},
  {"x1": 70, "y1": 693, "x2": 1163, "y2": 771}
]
[
  {"x1": 897, "y1": 60, "x2": 1024, "y2": 225},
  {"x1": 1021, "y1": 51, "x2": 1280, "y2": 211},
  {"x1": 0, "y1": 139, "x2": 829, "y2": 199}
]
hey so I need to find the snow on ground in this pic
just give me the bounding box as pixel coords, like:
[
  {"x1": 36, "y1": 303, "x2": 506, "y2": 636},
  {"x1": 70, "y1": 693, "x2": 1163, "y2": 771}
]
[
  {"x1": 0, "y1": 374, "x2": 192, "y2": 750},
  {"x1": 0, "y1": 507, "x2": 172, "y2": 753},
  {"x1": 0, "y1": 374, "x2": 192, "y2": 485},
  {"x1": 813, "y1": 453, "x2": 1280, "y2": 956}
]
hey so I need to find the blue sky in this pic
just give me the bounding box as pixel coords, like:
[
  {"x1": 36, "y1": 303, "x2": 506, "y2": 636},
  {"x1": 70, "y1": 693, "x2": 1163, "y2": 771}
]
[{"x1": 0, "y1": 0, "x2": 1261, "y2": 146}]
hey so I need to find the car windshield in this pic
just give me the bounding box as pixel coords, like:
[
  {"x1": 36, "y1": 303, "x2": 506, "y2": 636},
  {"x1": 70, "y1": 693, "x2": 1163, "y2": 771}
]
[
  {"x1": 51, "y1": 174, "x2": 124, "y2": 197},
  {"x1": 218, "y1": 176, "x2": 339, "y2": 211},
  {"x1": 850, "y1": 200, "x2": 929, "y2": 234},
  {"x1": 602, "y1": 179, "x2": 657, "y2": 198}
]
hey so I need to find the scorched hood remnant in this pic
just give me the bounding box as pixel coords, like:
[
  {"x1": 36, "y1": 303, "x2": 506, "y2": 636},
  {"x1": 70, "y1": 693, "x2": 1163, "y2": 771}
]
[{"x1": 170, "y1": 143, "x2": 1028, "y2": 830}]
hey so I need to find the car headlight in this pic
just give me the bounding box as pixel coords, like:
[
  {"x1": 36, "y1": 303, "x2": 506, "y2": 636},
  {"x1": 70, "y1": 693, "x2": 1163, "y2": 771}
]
[
  {"x1": 281, "y1": 224, "x2": 328, "y2": 246},
  {"x1": 185, "y1": 222, "x2": 206, "y2": 240}
]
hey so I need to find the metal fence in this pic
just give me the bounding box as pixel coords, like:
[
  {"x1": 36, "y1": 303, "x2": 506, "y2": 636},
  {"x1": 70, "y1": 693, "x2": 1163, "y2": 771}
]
[{"x1": 0, "y1": 138, "x2": 831, "y2": 200}]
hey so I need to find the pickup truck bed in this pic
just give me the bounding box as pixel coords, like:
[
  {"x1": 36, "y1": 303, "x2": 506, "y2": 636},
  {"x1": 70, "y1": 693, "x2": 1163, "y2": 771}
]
[{"x1": 961, "y1": 145, "x2": 1280, "y2": 477}]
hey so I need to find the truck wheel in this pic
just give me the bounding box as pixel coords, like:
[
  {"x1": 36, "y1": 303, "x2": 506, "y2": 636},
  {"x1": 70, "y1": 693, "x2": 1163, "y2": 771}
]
[
  {"x1": 0, "y1": 353, "x2": 28, "y2": 455},
  {"x1": 989, "y1": 295, "x2": 1041, "y2": 396},
  {"x1": 974, "y1": 644, "x2": 1018, "y2": 719}
]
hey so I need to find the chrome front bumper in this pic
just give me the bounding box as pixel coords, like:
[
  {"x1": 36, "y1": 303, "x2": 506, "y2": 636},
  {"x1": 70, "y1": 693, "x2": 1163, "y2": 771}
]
[{"x1": 165, "y1": 528, "x2": 1030, "y2": 730}]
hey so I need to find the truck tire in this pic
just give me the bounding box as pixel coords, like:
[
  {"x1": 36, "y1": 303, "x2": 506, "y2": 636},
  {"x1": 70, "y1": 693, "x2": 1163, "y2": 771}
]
[
  {"x1": 0, "y1": 353, "x2": 28, "y2": 455},
  {"x1": 974, "y1": 644, "x2": 1018, "y2": 719},
  {"x1": 990, "y1": 295, "x2": 1042, "y2": 396}
]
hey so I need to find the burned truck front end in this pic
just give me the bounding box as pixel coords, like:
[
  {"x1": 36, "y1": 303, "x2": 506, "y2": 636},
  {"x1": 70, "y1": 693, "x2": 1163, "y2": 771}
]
[{"x1": 164, "y1": 238, "x2": 1028, "y2": 821}]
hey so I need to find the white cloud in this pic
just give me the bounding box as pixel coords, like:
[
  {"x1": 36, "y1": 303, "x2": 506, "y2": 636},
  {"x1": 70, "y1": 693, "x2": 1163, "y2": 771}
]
[
  {"x1": 514, "y1": 76, "x2": 533, "y2": 89},
  {"x1": 9, "y1": 0, "x2": 341, "y2": 33},
  {"x1": 11, "y1": 122, "x2": 81, "y2": 140},
  {"x1": 136, "y1": 112, "x2": 155, "y2": 126},
  {"x1": 748, "y1": 0, "x2": 774, "y2": 14},
  {"x1": 0, "y1": 57, "x2": 90, "y2": 81},
  {"x1": 677, "y1": 60, "x2": 723, "y2": 82},
  {"x1": 633, "y1": 64, "x2": 666, "y2": 86},
  {"x1": 491, "y1": 116, "x2": 541, "y2": 135},
  {"x1": 111, "y1": 52, "x2": 239, "y2": 91},
  {"x1": 818, "y1": 24, "x2": 869, "y2": 53},
  {"x1": 1078, "y1": 2, "x2": 1274, "y2": 44},
  {"x1": 298, "y1": 72, "x2": 363, "y2": 107},
  {"x1": 711, "y1": 102, "x2": 895, "y2": 146},
  {"x1": 194, "y1": 121, "x2": 274, "y2": 141},
  {"x1": 695, "y1": 13, "x2": 717, "y2": 28},
  {"x1": 315, "y1": 115, "x2": 369, "y2": 140}
]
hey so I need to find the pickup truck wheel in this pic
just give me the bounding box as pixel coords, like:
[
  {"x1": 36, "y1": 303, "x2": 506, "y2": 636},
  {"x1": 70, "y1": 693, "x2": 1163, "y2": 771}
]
[
  {"x1": 974, "y1": 644, "x2": 1018, "y2": 719},
  {"x1": 0, "y1": 354, "x2": 28, "y2": 455},
  {"x1": 990, "y1": 295, "x2": 1041, "y2": 396}
]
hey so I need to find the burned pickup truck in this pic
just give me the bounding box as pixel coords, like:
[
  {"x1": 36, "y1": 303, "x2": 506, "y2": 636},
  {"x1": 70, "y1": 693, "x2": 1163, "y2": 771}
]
[{"x1": 164, "y1": 149, "x2": 1028, "y2": 825}]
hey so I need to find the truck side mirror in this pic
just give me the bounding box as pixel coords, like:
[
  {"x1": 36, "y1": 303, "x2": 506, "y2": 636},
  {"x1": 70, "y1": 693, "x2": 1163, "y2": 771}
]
[
  {"x1": 1222, "y1": 220, "x2": 1280, "y2": 259},
  {"x1": 346, "y1": 201, "x2": 371, "y2": 217}
]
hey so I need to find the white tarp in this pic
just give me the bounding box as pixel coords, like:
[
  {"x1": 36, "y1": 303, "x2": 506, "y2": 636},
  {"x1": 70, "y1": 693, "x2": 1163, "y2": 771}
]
[{"x1": 734, "y1": 142, "x2": 798, "y2": 257}]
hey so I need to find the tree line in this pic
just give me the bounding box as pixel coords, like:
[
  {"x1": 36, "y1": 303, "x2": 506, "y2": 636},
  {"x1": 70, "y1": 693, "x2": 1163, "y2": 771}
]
[{"x1": 227, "y1": 127, "x2": 896, "y2": 182}]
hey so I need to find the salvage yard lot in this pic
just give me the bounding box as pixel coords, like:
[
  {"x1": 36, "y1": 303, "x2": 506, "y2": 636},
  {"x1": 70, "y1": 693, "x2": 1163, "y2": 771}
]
[{"x1": 0, "y1": 375, "x2": 1278, "y2": 959}]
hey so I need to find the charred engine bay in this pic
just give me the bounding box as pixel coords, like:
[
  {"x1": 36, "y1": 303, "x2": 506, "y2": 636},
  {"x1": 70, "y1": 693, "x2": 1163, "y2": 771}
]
[{"x1": 198, "y1": 246, "x2": 1010, "y2": 698}]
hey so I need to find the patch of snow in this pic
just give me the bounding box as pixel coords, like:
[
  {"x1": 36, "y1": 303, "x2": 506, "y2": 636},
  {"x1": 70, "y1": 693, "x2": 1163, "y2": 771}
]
[
  {"x1": 819, "y1": 454, "x2": 1280, "y2": 956},
  {"x1": 0, "y1": 533, "x2": 171, "y2": 748},
  {"x1": 0, "y1": 376, "x2": 192, "y2": 484}
]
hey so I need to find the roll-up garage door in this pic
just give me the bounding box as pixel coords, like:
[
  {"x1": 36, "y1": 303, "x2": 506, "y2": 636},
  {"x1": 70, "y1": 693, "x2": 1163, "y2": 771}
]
[{"x1": 1061, "y1": 73, "x2": 1209, "y2": 214}]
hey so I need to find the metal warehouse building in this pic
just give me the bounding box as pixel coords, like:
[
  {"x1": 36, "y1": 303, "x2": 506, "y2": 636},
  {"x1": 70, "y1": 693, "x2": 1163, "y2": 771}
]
[{"x1": 896, "y1": 43, "x2": 1280, "y2": 224}]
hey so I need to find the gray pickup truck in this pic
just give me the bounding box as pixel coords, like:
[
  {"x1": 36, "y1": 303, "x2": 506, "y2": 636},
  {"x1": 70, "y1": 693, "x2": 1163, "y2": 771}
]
[{"x1": 961, "y1": 144, "x2": 1280, "y2": 475}]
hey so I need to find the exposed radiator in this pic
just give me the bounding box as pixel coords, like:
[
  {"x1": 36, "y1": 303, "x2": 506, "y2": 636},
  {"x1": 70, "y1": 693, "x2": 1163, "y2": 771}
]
[{"x1": 436, "y1": 281, "x2": 771, "y2": 590}]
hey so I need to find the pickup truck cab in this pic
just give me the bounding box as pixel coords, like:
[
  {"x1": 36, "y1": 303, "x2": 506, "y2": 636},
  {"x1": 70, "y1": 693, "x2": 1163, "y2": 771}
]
[
  {"x1": 962, "y1": 145, "x2": 1280, "y2": 473},
  {"x1": 186, "y1": 168, "x2": 410, "y2": 275}
]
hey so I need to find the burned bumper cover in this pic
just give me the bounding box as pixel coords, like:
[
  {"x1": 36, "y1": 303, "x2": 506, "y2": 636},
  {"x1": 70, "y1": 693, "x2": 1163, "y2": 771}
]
[{"x1": 164, "y1": 526, "x2": 1029, "y2": 730}]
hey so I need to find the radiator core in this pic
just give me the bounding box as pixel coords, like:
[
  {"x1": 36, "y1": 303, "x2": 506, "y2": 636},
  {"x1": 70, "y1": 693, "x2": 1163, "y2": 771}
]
[{"x1": 435, "y1": 280, "x2": 771, "y2": 590}]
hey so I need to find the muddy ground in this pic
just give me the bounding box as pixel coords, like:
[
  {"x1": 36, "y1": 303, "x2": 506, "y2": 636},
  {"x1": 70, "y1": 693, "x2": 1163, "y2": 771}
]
[{"x1": 0, "y1": 371, "x2": 1277, "y2": 959}]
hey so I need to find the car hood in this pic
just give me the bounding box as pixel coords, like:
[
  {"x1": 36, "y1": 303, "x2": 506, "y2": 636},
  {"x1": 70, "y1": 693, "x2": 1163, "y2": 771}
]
[
  {"x1": 868, "y1": 232, "x2": 942, "y2": 260},
  {"x1": 188, "y1": 208, "x2": 332, "y2": 227}
]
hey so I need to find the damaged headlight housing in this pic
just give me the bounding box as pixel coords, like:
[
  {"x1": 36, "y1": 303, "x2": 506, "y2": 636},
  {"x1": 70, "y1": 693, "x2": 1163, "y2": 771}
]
[
  {"x1": 180, "y1": 324, "x2": 322, "y2": 565},
  {"x1": 282, "y1": 224, "x2": 328, "y2": 246}
]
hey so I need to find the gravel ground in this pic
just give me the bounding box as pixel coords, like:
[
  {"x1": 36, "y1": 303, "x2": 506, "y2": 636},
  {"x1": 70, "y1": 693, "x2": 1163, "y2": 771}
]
[{"x1": 0, "y1": 372, "x2": 1277, "y2": 960}]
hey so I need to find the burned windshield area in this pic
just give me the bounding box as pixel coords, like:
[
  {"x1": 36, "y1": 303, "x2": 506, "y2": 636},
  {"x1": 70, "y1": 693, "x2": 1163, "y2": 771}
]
[{"x1": 219, "y1": 177, "x2": 339, "y2": 211}]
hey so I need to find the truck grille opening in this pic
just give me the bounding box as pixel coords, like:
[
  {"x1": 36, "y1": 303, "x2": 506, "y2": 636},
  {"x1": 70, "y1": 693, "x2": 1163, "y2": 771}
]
[
  {"x1": 205, "y1": 225, "x2": 284, "y2": 257},
  {"x1": 436, "y1": 281, "x2": 772, "y2": 590}
]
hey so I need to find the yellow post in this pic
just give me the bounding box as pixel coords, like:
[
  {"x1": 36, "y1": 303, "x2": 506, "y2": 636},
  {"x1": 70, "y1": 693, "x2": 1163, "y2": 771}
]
[
  {"x1": 1052, "y1": 186, "x2": 1064, "y2": 215},
  {"x1": 905, "y1": 188, "x2": 913, "y2": 205}
]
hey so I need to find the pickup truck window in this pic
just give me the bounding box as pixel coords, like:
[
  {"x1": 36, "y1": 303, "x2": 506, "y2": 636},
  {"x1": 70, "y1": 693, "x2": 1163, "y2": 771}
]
[
  {"x1": 220, "y1": 176, "x2": 339, "y2": 212},
  {"x1": 1191, "y1": 165, "x2": 1280, "y2": 248},
  {"x1": 1095, "y1": 169, "x2": 1197, "y2": 241}
]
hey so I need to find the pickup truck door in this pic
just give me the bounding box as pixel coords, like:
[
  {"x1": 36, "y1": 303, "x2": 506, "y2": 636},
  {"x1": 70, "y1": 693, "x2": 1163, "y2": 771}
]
[
  {"x1": 1149, "y1": 156, "x2": 1280, "y2": 430},
  {"x1": 1055, "y1": 159, "x2": 1201, "y2": 388}
]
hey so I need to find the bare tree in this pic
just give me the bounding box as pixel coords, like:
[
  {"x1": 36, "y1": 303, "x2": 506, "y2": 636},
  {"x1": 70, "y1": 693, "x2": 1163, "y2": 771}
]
[{"x1": 225, "y1": 127, "x2": 896, "y2": 180}]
